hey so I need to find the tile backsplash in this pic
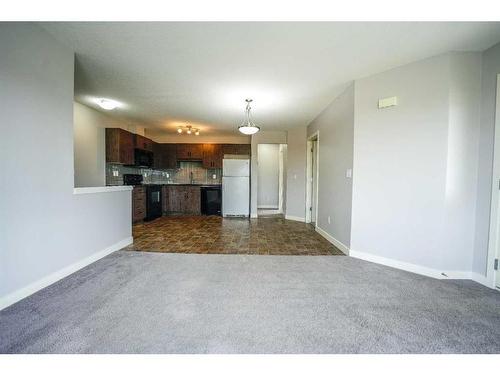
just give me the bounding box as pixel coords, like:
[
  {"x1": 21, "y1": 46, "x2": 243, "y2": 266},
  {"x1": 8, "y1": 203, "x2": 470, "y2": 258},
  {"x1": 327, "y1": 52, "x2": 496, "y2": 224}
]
[{"x1": 106, "y1": 162, "x2": 222, "y2": 186}]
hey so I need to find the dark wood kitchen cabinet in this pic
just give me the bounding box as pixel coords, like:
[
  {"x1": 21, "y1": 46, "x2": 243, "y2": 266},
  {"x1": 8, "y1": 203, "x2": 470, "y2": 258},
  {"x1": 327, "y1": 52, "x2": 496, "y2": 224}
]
[
  {"x1": 134, "y1": 134, "x2": 154, "y2": 152},
  {"x1": 154, "y1": 143, "x2": 177, "y2": 169},
  {"x1": 132, "y1": 186, "x2": 146, "y2": 223},
  {"x1": 202, "y1": 144, "x2": 223, "y2": 169},
  {"x1": 222, "y1": 143, "x2": 251, "y2": 156},
  {"x1": 106, "y1": 128, "x2": 135, "y2": 165},
  {"x1": 164, "y1": 185, "x2": 201, "y2": 215},
  {"x1": 176, "y1": 144, "x2": 203, "y2": 160}
]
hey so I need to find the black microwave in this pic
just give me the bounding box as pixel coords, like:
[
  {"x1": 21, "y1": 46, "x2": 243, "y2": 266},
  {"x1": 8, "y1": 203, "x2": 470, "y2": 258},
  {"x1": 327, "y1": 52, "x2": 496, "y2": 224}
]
[{"x1": 134, "y1": 148, "x2": 154, "y2": 168}]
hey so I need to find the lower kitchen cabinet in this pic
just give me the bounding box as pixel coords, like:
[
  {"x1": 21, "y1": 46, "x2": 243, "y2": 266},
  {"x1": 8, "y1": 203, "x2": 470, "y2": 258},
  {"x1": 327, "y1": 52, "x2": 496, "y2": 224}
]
[
  {"x1": 132, "y1": 186, "x2": 146, "y2": 223},
  {"x1": 164, "y1": 185, "x2": 201, "y2": 215}
]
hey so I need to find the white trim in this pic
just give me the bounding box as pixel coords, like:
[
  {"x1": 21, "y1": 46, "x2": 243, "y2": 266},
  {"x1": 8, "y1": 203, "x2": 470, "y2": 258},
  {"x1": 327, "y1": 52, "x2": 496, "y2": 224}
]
[
  {"x1": 259, "y1": 209, "x2": 282, "y2": 215},
  {"x1": 349, "y1": 249, "x2": 493, "y2": 285},
  {"x1": 250, "y1": 213, "x2": 258, "y2": 219},
  {"x1": 258, "y1": 205, "x2": 279, "y2": 209},
  {"x1": 315, "y1": 226, "x2": 350, "y2": 255},
  {"x1": 470, "y1": 272, "x2": 491, "y2": 288},
  {"x1": 0, "y1": 237, "x2": 133, "y2": 311},
  {"x1": 486, "y1": 74, "x2": 500, "y2": 290},
  {"x1": 73, "y1": 186, "x2": 132, "y2": 195},
  {"x1": 305, "y1": 131, "x2": 319, "y2": 224},
  {"x1": 285, "y1": 215, "x2": 305, "y2": 222}
]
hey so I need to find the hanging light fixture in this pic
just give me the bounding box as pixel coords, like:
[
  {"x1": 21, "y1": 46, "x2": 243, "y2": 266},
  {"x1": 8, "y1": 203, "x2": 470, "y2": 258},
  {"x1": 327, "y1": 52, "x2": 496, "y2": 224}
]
[
  {"x1": 238, "y1": 99, "x2": 260, "y2": 135},
  {"x1": 176, "y1": 124, "x2": 200, "y2": 136}
]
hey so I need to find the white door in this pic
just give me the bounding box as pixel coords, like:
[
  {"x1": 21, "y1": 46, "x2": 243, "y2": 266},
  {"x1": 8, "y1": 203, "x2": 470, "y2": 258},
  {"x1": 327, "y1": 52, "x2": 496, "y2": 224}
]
[
  {"x1": 222, "y1": 176, "x2": 250, "y2": 216},
  {"x1": 311, "y1": 140, "x2": 318, "y2": 225}
]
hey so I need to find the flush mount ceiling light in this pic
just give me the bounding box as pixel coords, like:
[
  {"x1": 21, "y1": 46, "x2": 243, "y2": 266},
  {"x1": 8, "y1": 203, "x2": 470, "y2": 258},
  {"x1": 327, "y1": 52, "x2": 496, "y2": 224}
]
[
  {"x1": 96, "y1": 98, "x2": 120, "y2": 111},
  {"x1": 238, "y1": 99, "x2": 260, "y2": 135},
  {"x1": 177, "y1": 125, "x2": 200, "y2": 136}
]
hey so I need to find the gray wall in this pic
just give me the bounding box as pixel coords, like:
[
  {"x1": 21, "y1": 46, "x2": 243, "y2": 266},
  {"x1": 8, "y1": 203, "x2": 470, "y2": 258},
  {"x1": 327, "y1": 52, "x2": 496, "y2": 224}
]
[
  {"x1": 473, "y1": 41, "x2": 500, "y2": 274},
  {"x1": 351, "y1": 53, "x2": 482, "y2": 273},
  {"x1": 307, "y1": 84, "x2": 355, "y2": 247},
  {"x1": 285, "y1": 126, "x2": 307, "y2": 220},
  {"x1": 257, "y1": 144, "x2": 280, "y2": 208},
  {"x1": 0, "y1": 23, "x2": 132, "y2": 303}
]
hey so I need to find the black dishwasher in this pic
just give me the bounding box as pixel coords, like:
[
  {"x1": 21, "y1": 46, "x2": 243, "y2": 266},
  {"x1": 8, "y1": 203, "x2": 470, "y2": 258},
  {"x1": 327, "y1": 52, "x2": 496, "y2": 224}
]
[
  {"x1": 201, "y1": 186, "x2": 222, "y2": 216},
  {"x1": 145, "y1": 185, "x2": 162, "y2": 221}
]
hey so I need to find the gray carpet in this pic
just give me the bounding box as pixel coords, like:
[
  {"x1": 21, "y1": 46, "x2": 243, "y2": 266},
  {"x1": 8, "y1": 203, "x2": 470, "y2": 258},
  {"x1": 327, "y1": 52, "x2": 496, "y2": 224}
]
[{"x1": 1, "y1": 251, "x2": 499, "y2": 353}]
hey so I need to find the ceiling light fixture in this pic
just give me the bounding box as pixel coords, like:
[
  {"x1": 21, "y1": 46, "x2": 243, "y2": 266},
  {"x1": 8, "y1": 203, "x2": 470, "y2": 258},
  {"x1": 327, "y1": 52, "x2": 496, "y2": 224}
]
[
  {"x1": 177, "y1": 125, "x2": 200, "y2": 136},
  {"x1": 238, "y1": 99, "x2": 260, "y2": 135},
  {"x1": 96, "y1": 98, "x2": 120, "y2": 111}
]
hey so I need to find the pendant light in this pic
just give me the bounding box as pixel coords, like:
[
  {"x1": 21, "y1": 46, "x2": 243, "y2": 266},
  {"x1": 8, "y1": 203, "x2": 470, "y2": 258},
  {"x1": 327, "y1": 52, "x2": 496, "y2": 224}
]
[{"x1": 238, "y1": 99, "x2": 260, "y2": 135}]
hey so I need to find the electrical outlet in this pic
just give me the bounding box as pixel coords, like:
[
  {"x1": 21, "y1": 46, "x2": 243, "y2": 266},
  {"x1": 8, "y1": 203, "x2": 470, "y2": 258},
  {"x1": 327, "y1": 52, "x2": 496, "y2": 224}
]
[
  {"x1": 328, "y1": 216, "x2": 331, "y2": 224},
  {"x1": 112, "y1": 170, "x2": 119, "y2": 177},
  {"x1": 166, "y1": 173, "x2": 170, "y2": 178},
  {"x1": 212, "y1": 174, "x2": 217, "y2": 179},
  {"x1": 346, "y1": 169, "x2": 352, "y2": 178}
]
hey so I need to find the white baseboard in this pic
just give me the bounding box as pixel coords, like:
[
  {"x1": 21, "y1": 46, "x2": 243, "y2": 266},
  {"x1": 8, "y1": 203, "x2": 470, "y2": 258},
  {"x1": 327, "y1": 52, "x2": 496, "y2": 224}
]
[
  {"x1": 285, "y1": 215, "x2": 305, "y2": 222},
  {"x1": 315, "y1": 226, "x2": 350, "y2": 255},
  {"x1": 349, "y1": 249, "x2": 494, "y2": 287},
  {"x1": 0, "y1": 236, "x2": 133, "y2": 311},
  {"x1": 250, "y1": 213, "x2": 258, "y2": 219},
  {"x1": 470, "y1": 272, "x2": 492, "y2": 288},
  {"x1": 258, "y1": 205, "x2": 279, "y2": 209}
]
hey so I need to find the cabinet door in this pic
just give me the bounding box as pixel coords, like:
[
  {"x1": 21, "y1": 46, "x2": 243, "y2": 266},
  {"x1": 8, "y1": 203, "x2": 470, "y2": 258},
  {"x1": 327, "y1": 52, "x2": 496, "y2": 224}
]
[
  {"x1": 106, "y1": 128, "x2": 134, "y2": 164},
  {"x1": 162, "y1": 186, "x2": 169, "y2": 215},
  {"x1": 235, "y1": 144, "x2": 251, "y2": 156},
  {"x1": 153, "y1": 142, "x2": 163, "y2": 169},
  {"x1": 222, "y1": 144, "x2": 236, "y2": 156},
  {"x1": 184, "y1": 186, "x2": 201, "y2": 214},
  {"x1": 132, "y1": 186, "x2": 146, "y2": 222},
  {"x1": 135, "y1": 134, "x2": 154, "y2": 151},
  {"x1": 167, "y1": 186, "x2": 183, "y2": 212},
  {"x1": 212, "y1": 144, "x2": 223, "y2": 168},
  {"x1": 164, "y1": 144, "x2": 177, "y2": 168},
  {"x1": 189, "y1": 144, "x2": 203, "y2": 160},
  {"x1": 176, "y1": 144, "x2": 191, "y2": 160},
  {"x1": 202, "y1": 144, "x2": 215, "y2": 168}
]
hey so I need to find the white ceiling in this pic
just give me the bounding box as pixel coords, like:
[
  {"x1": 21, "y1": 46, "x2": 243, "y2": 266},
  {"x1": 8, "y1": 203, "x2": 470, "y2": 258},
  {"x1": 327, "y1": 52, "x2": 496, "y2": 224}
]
[{"x1": 41, "y1": 22, "x2": 500, "y2": 136}]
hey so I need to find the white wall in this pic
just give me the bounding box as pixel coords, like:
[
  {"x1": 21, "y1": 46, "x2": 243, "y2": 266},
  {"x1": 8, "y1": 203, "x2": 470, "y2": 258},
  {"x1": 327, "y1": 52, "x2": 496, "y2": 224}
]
[
  {"x1": 285, "y1": 126, "x2": 307, "y2": 220},
  {"x1": 0, "y1": 23, "x2": 132, "y2": 308},
  {"x1": 473, "y1": 41, "x2": 500, "y2": 275},
  {"x1": 257, "y1": 144, "x2": 280, "y2": 208},
  {"x1": 307, "y1": 84, "x2": 355, "y2": 247},
  {"x1": 74, "y1": 102, "x2": 147, "y2": 188},
  {"x1": 250, "y1": 131, "x2": 287, "y2": 217},
  {"x1": 351, "y1": 53, "x2": 481, "y2": 274}
]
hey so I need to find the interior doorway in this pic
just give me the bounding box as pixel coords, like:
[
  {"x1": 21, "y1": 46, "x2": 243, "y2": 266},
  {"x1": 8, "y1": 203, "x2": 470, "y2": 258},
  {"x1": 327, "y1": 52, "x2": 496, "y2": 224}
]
[
  {"x1": 487, "y1": 74, "x2": 500, "y2": 290},
  {"x1": 306, "y1": 132, "x2": 319, "y2": 225},
  {"x1": 257, "y1": 144, "x2": 286, "y2": 216}
]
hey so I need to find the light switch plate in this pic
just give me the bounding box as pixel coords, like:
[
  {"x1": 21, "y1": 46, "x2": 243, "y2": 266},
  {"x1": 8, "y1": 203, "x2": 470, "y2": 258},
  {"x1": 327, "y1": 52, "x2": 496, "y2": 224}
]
[
  {"x1": 378, "y1": 96, "x2": 398, "y2": 109},
  {"x1": 346, "y1": 169, "x2": 352, "y2": 178}
]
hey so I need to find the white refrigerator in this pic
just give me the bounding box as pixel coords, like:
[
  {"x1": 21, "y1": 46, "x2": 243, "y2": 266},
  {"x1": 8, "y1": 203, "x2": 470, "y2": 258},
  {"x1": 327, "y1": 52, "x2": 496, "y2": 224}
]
[{"x1": 222, "y1": 159, "x2": 250, "y2": 217}]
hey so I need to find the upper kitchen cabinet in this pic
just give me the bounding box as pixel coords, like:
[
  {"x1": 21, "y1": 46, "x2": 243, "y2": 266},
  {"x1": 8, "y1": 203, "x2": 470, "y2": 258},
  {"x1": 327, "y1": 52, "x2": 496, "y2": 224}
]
[
  {"x1": 222, "y1": 144, "x2": 251, "y2": 156},
  {"x1": 202, "y1": 144, "x2": 223, "y2": 168},
  {"x1": 176, "y1": 144, "x2": 203, "y2": 160},
  {"x1": 134, "y1": 134, "x2": 154, "y2": 152},
  {"x1": 106, "y1": 128, "x2": 134, "y2": 165},
  {"x1": 153, "y1": 143, "x2": 177, "y2": 169}
]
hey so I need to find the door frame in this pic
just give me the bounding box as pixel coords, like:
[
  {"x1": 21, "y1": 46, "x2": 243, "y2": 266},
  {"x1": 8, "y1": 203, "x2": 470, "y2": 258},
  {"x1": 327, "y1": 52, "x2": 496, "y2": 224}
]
[
  {"x1": 487, "y1": 74, "x2": 500, "y2": 290},
  {"x1": 306, "y1": 131, "x2": 319, "y2": 225}
]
